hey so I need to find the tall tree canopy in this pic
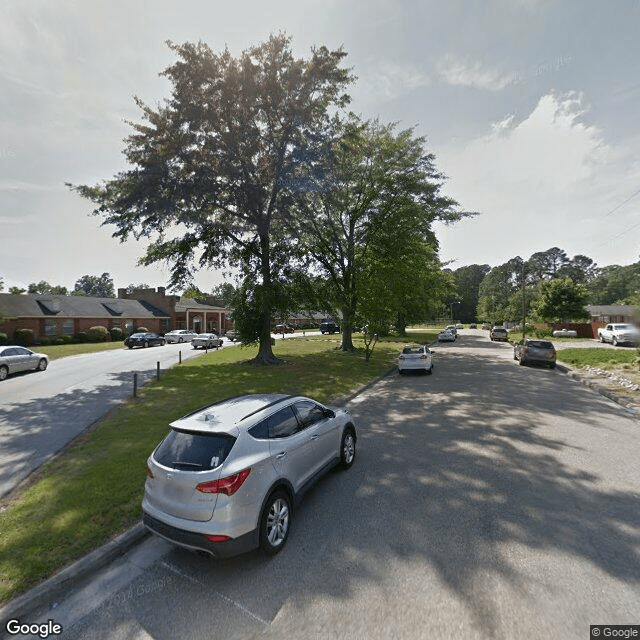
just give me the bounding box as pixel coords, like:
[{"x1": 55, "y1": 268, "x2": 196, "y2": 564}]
[
  {"x1": 292, "y1": 117, "x2": 470, "y2": 350},
  {"x1": 70, "y1": 34, "x2": 352, "y2": 364},
  {"x1": 72, "y1": 273, "x2": 115, "y2": 298}
]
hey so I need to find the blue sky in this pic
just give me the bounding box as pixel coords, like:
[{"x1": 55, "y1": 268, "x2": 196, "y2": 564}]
[{"x1": 1, "y1": 0, "x2": 639, "y2": 292}]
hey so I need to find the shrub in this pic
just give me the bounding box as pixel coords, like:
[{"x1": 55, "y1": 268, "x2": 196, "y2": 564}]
[
  {"x1": 0, "y1": 333, "x2": 7, "y2": 345},
  {"x1": 39, "y1": 337, "x2": 52, "y2": 346},
  {"x1": 533, "y1": 326, "x2": 553, "y2": 338},
  {"x1": 87, "y1": 326, "x2": 109, "y2": 342},
  {"x1": 61, "y1": 335, "x2": 73, "y2": 343},
  {"x1": 14, "y1": 329, "x2": 34, "y2": 346},
  {"x1": 135, "y1": 326, "x2": 149, "y2": 333},
  {"x1": 74, "y1": 332, "x2": 88, "y2": 343},
  {"x1": 110, "y1": 327, "x2": 123, "y2": 341}
]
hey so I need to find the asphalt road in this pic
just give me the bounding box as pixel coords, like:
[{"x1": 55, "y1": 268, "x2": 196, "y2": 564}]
[
  {"x1": 0, "y1": 341, "x2": 228, "y2": 499},
  {"x1": 15, "y1": 329, "x2": 640, "y2": 640}
]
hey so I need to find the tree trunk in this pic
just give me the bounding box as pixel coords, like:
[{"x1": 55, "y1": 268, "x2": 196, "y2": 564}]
[{"x1": 249, "y1": 231, "x2": 282, "y2": 366}]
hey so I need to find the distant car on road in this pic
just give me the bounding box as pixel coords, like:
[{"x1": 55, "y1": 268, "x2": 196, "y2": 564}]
[
  {"x1": 445, "y1": 325, "x2": 458, "y2": 336},
  {"x1": 320, "y1": 322, "x2": 340, "y2": 334},
  {"x1": 438, "y1": 329, "x2": 456, "y2": 342},
  {"x1": 192, "y1": 333, "x2": 223, "y2": 349},
  {"x1": 398, "y1": 344, "x2": 433, "y2": 375},
  {"x1": 142, "y1": 393, "x2": 357, "y2": 557},
  {"x1": 124, "y1": 332, "x2": 166, "y2": 349},
  {"x1": 273, "y1": 324, "x2": 295, "y2": 334},
  {"x1": 469, "y1": 323, "x2": 477, "y2": 329},
  {"x1": 164, "y1": 329, "x2": 198, "y2": 344},
  {"x1": 0, "y1": 346, "x2": 48, "y2": 381},
  {"x1": 514, "y1": 339, "x2": 557, "y2": 368},
  {"x1": 490, "y1": 327, "x2": 509, "y2": 342}
]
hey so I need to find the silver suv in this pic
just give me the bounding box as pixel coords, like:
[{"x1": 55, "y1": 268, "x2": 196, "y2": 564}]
[{"x1": 143, "y1": 394, "x2": 357, "y2": 557}]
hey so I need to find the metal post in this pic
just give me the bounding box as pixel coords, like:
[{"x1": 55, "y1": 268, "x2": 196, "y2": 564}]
[
  {"x1": 133, "y1": 372, "x2": 138, "y2": 398},
  {"x1": 179, "y1": 350, "x2": 182, "y2": 364},
  {"x1": 156, "y1": 361, "x2": 160, "y2": 381}
]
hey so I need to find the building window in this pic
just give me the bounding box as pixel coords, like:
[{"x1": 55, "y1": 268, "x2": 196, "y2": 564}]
[
  {"x1": 161, "y1": 319, "x2": 170, "y2": 333},
  {"x1": 62, "y1": 319, "x2": 74, "y2": 335},
  {"x1": 45, "y1": 320, "x2": 58, "y2": 337},
  {"x1": 124, "y1": 319, "x2": 134, "y2": 334}
]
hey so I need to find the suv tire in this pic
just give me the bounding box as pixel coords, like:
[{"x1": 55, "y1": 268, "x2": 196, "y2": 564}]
[{"x1": 260, "y1": 491, "x2": 291, "y2": 555}]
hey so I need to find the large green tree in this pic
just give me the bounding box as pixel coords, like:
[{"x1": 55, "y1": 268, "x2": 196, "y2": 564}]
[
  {"x1": 70, "y1": 35, "x2": 352, "y2": 364},
  {"x1": 28, "y1": 281, "x2": 69, "y2": 295},
  {"x1": 451, "y1": 264, "x2": 491, "y2": 323},
  {"x1": 531, "y1": 277, "x2": 590, "y2": 323},
  {"x1": 72, "y1": 273, "x2": 115, "y2": 298},
  {"x1": 292, "y1": 117, "x2": 468, "y2": 350}
]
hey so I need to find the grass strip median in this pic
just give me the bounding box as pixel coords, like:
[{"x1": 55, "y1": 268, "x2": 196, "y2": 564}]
[{"x1": 0, "y1": 333, "x2": 433, "y2": 604}]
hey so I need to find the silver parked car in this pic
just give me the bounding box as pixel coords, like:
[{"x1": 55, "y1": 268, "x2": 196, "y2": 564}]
[
  {"x1": 513, "y1": 339, "x2": 557, "y2": 368},
  {"x1": 438, "y1": 329, "x2": 456, "y2": 342},
  {"x1": 191, "y1": 333, "x2": 224, "y2": 349},
  {"x1": 143, "y1": 393, "x2": 357, "y2": 557},
  {"x1": 0, "y1": 346, "x2": 48, "y2": 381},
  {"x1": 164, "y1": 329, "x2": 199, "y2": 344},
  {"x1": 398, "y1": 344, "x2": 433, "y2": 374}
]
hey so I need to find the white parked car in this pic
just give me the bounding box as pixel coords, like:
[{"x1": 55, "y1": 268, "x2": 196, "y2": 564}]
[
  {"x1": 192, "y1": 333, "x2": 224, "y2": 349},
  {"x1": 398, "y1": 345, "x2": 433, "y2": 375},
  {"x1": 438, "y1": 329, "x2": 456, "y2": 342},
  {"x1": 164, "y1": 329, "x2": 199, "y2": 344},
  {"x1": 0, "y1": 346, "x2": 48, "y2": 381}
]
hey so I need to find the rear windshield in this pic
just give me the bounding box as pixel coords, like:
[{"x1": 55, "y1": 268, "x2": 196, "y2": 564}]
[
  {"x1": 153, "y1": 430, "x2": 236, "y2": 471},
  {"x1": 528, "y1": 340, "x2": 553, "y2": 348},
  {"x1": 402, "y1": 346, "x2": 426, "y2": 354}
]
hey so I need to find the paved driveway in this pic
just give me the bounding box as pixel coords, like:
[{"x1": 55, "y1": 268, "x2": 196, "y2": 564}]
[{"x1": 21, "y1": 330, "x2": 640, "y2": 640}]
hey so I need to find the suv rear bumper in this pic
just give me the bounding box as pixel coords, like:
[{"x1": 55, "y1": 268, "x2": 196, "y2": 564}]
[{"x1": 143, "y1": 512, "x2": 259, "y2": 558}]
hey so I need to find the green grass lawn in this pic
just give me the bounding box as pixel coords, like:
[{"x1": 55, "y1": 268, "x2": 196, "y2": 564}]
[
  {"x1": 556, "y1": 348, "x2": 639, "y2": 368},
  {"x1": 35, "y1": 341, "x2": 126, "y2": 361},
  {"x1": 0, "y1": 332, "x2": 436, "y2": 604}
]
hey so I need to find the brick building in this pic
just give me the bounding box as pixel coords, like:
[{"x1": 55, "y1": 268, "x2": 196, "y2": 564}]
[{"x1": 0, "y1": 287, "x2": 233, "y2": 343}]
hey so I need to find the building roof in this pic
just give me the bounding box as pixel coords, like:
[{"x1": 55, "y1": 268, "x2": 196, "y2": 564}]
[
  {"x1": 586, "y1": 304, "x2": 638, "y2": 315},
  {"x1": 0, "y1": 294, "x2": 169, "y2": 319},
  {"x1": 175, "y1": 297, "x2": 227, "y2": 312}
]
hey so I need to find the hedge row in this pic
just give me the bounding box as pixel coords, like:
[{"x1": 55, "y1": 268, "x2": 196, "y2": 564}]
[{"x1": 2, "y1": 326, "x2": 148, "y2": 347}]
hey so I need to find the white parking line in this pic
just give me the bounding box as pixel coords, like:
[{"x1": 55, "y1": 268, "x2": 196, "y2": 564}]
[{"x1": 160, "y1": 560, "x2": 270, "y2": 627}]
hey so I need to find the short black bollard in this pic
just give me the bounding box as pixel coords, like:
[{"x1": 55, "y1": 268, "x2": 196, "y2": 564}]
[
  {"x1": 157, "y1": 361, "x2": 160, "y2": 381},
  {"x1": 133, "y1": 372, "x2": 138, "y2": 398},
  {"x1": 179, "y1": 350, "x2": 182, "y2": 364}
]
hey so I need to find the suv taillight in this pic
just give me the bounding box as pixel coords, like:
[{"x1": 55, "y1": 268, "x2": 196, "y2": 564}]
[{"x1": 196, "y1": 469, "x2": 251, "y2": 495}]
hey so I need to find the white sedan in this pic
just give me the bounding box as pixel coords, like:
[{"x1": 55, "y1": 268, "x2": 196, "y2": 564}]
[
  {"x1": 164, "y1": 329, "x2": 199, "y2": 344},
  {"x1": 438, "y1": 329, "x2": 456, "y2": 342},
  {"x1": 398, "y1": 345, "x2": 433, "y2": 375}
]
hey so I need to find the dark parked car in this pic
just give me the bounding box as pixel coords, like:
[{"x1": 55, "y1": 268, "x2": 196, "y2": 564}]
[
  {"x1": 513, "y1": 339, "x2": 556, "y2": 368},
  {"x1": 273, "y1": 324, "x2": 295, "y2": 334},
  {"x1": 320, "y1": 322, "x2": 340, "y2": 334},
  {"x1": 124, "y1": 332, "x2": 166, "y2": 349}
]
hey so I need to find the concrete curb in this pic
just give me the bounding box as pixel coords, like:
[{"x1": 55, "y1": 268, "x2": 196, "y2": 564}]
[{"x1": 0, "y1": 523, "x2": 149, "y2": 624}]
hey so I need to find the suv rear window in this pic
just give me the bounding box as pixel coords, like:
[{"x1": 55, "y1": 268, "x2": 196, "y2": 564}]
[
  {"x1": 528, "y1": 340, "x2": 553, "y2": 349},
  {"x1": 154, "y1": 430, "x2": 236, "y2": 471}
]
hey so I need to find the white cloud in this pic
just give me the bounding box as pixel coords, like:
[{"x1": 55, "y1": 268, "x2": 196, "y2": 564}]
[
  {"x1": 435, "y1": 92, "x2": 640, "y2": 266},
  {"x1": 436, "y1": 55, "x2": 517, "y2": 91},
  {"x1": 357, "y1": 61, "x2": 431, "y2": 102}
]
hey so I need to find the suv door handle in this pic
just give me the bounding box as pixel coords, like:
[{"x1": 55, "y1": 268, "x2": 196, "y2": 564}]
[
  {"x1": 310, "y1": 434, "x2": 319, "y2": 440},
  {"x1": 276, "y1": 451, "x2": 287, "y2": 459}
]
